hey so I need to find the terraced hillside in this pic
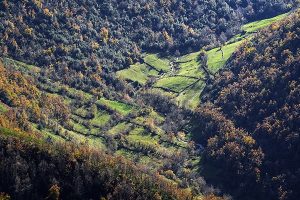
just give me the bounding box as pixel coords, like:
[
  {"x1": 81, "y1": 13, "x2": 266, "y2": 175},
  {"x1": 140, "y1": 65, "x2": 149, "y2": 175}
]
[
  {"x1": 0, "y1": 57, "x2": 203, "y2": 195},
  {"x1": 117, "y1": 13, "x2": 289, "y2": 109}
]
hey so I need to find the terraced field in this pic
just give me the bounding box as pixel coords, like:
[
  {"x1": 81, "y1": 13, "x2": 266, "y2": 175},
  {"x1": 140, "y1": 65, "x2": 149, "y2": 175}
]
[
  {"x1": 117, "y1": 63, "x2": 159, "y2": 85},
  {"x1": 117, "y1": 13, "x2": 289, "y2": 109},
  {"x1": 144, "y1": 54, "x2": 170, "y2": 72},
  {"x1": 154, "y1": 76, "x2": 197, "y2": 93},
  {"x1": 1, "y1": 57, "x2": 197, "y2": 184}
]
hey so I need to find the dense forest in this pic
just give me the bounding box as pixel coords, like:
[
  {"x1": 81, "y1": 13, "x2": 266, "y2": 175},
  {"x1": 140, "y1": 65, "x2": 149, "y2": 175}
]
[
  {"x1": 0, "y1": 0, "x2": 300, "y2": 200},
  {"x1": 192, "y1": 10, "x2": 300, "y2": 200}
]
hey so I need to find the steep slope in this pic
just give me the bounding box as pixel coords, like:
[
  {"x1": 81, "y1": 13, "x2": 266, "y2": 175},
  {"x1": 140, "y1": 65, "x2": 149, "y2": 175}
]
[{"x1": 192, "y1": 9, "x2": 300, "y2": 200}]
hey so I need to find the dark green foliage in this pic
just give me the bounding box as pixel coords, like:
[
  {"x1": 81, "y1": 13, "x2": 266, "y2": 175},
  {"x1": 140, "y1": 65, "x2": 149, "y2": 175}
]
[{"x1": 192, "y1": 10, "x2": 300, "y2": 200}]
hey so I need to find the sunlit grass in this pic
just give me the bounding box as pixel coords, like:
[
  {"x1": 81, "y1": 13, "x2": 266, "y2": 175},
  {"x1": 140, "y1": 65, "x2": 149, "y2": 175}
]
[
  {"x1": 91, "y1": 111, "x2": 111, "y2": 127},
  {"x1": 144, "y1": 54, "x2": 170, "y2": 72},
  {"x1": 117, "y1": 63, "x2": 159, "y2": 84},
  {"x1": 207, "y1": 40, "x2": 244, "y2": 73},
  {"x1": 154, "y1": 76, "x2": 196, "y2": 93},
  {"x1": 176, "y1": 80, "x2": 205, "y2": 109},
  {"x1": 97, "y1": 98, "x2": 134, "y2": 115},
  {"x1": 108, "y1": 122, "x2": 132, "y2": 135},
  {"x1": 242, "y1": 13, "x2": 288, "y2": 33}
]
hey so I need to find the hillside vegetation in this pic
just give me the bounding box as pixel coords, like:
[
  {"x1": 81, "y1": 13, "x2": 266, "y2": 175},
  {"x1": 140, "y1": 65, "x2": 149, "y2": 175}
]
[
  {"x1": 0, "y1": 59, "x2": 213, "y2": 199},
  {"x1": 1, "y1": 0, "x2": 297, "y2": 77},
  {"x1": 191, "y1": 10, "x2": 300, "y2": 200},
  {"x1": 0, "y1": 57, "x2": 211, "y2": 198},
  {"x1": 117, "y1": 13, "x2": 290, "y2": 108},
  {"x1": 0, "y1": 1, "x2": 299, "y2": 199},
  {"x1": 0, "y1": 118, "x2": 194, "y2": 200}
]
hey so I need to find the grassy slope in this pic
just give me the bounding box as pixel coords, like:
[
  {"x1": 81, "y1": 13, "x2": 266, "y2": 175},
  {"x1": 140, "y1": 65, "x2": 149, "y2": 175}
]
[
  {"x1": 117, "y1": 12, "x2": 290, "y2": 109},
  {"x1": 242, "y1": 13, "x2": 288, "y2": 33},
  {"x1": 117, "y1": 63, "x2": 159, "y2": 85},
  {"x1": 91, "y1": 111, "x2": 111, "y2": 127},
  {"x1": 97, "y1": 98, "x2": 134, "y2": 116},
  {"x1": 154, "y1": 76, "x2": 197, "y2": 93},
  {"x1": 144, "y1": 54, "x2": 170, "y2": 72}
]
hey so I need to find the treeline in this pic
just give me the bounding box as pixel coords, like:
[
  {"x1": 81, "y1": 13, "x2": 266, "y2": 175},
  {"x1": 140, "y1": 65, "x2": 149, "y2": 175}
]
[
  {"x1": 192, "y1": 10, "x2": 300, "y2": 200},
  {"x1": 0, "y1": 0, "x2": 297, "y2": 76}
]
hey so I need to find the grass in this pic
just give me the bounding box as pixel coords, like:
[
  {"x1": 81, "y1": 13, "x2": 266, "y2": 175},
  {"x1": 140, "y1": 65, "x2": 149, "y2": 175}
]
[
  {"x1": 126, "y1": 127, "x2": 159, "y2": 146},
  {"x1": 177, "y1": 60, "x2": 204, "y2": 77},
  {"x1": 154, "y1": 76, "x2": 197, "y2": 93},
  {"x1": 74, "y1": 107, "x2": 90, "y2": 118},
  {"x1": 132, "y1": 110, "x2": 164, "y2": 125},
  {"x1": 0, "y1": 103, "x2": 7, "y2": 113},
  {"x1": 242, "y1": 13, "x2": 288, "y2": 33},
  {"x1": 148, "y1": 88, "x2": 177, "y2": 98},
  {"x1": 115, "y1": 149, "x2": 136, "y2": 159},
  {"x1": 84, "y1": 136, "x2": 106, "y2": 149},
  {"x1": 117, "y1": 63, "x2": 159, "y2": 85},
  {"x1": 91, "y1": 111, "x2": 111, "y2": 127},
  {"x1": 31, "y1": 123, "x2": 64, "y2": 142},
  {"x1": 70, "y1": 120, "x2": 90, "y2": 135},
  {"x1": 177, "y1": 52, "x2": 207, "y2": 78},
  {"x1": 207, "y1": 40, "x2": 244, "y2": 73},
  {"x1": 39, "y1": 80, "x2": 93, "y2": 103},
  {"x1": 115, "y1": 149, "x2": 163, "y2": 169},
  {"x1": 149, "y1": 110, "x2": 165, "y2": 124},
  {"x1": 176, "y1": 12, "x2": 289, "y2": 79},
  {"x1": 117, "y1": 12, "x2": 286, "y2": 109},
  {"x1": 64, "y1": 86, "x2": 93, "y2": 101},
  {"x1": 97, "y1": 98, "x2": 134, "y2": 116},
  {"x1": 108, "y1": 122, "x2": 132, "y2": 135},
  {"x1": 144, "y1": 54, "x2": 170, "y2": 72},
  {"x1": 177, "y1": 39, "x2": 244, "y2": 77},
  {"x1": 59, "y1": 125, "x2": 107, "y2": 149},
  {"x1": 176, "y1": 80, "x2": 206, "y2": 109}
]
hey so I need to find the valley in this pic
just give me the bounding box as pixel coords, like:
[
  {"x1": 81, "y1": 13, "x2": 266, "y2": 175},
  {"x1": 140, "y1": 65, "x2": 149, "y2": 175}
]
[
  {"x1": 117, "y1": 13, "x2": 288, "y2": 108},
  {"x1": 0, "y1": 1, "x2": 299, "y2": 199}
]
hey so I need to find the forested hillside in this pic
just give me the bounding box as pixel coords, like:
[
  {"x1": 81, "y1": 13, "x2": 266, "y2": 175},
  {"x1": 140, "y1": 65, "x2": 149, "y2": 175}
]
[
  {"x1": 192, "y1": 10, "x2": 300, "y2": 200},
  {"x1": 1, "y1": 0, "x2": 297, "y2": 75}
]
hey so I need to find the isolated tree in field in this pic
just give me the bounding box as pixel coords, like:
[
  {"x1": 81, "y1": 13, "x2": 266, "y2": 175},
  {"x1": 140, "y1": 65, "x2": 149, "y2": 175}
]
[
  {"x1": 198, "y1": 51, "x2": 212, "y2": 79},
  {"x1": 218, "y1": 32, "x2": 227, "y2": 59},
  {"x1": 198, "y1": 51, "x2": 208, "y2": 68}
]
